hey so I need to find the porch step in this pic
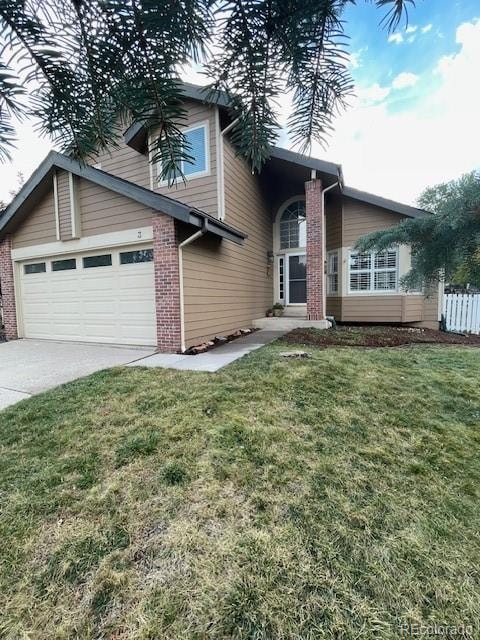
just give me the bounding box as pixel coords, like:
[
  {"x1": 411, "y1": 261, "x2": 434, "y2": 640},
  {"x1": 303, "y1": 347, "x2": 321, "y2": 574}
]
[{"x1": 253, "y1": 317, "x2": 331, "y2": 331}]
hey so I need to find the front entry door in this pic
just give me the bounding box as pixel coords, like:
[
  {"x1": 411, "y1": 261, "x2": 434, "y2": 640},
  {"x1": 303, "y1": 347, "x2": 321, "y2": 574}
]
[{"x1": 286, "y1": 253, "x2": 307, "y2": 304}]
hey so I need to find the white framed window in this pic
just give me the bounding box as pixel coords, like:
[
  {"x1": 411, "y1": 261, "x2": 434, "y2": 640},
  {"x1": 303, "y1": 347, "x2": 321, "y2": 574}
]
[
  {"x1": 349, "y1": 248, "x2": 398, "y2": 294},
  {"x1": 327, "y1": 250, "x2": 339, "y2": 294},
  {"x1": 278, "y1": 255, "x2": 285, "y2": 302},
  {"x1": 157, "y1": 121, "x2": 210, "y2": 185},
  {"x1": 279, "y1": 200, "x2": 306, "y2": 249}
]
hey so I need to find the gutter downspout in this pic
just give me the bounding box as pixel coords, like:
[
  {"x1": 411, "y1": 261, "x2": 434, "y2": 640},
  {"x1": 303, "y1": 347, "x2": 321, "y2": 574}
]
[
  {"x1": 217, "y1": 114, "x2": 241, "y2": 220},
  {"x1": 178, "y1": 220, "x2": 208, "y2": 352},
  {"x1": 321, "y1": 181, "x2": 339, "y2": 320}
]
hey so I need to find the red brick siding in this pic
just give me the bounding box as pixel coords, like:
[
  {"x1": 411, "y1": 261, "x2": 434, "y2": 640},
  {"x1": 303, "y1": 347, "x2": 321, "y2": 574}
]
[
  {"x1": 305, "y1": 179, "x2": 325, "y2": 320},
  {"x1": 152, "y1": 214, "x2": 182, "y2": 352},
  {"x1": 0, "y1": 235, "x2": 18, "y2": 340}
]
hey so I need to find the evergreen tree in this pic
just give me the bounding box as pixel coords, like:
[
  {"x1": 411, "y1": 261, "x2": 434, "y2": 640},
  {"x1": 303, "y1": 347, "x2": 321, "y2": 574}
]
[
  {"x1": 0, "y1": 0, "x2": 416, "y2": 180},
  {"x1": 356, "y1": 171, "x2": 480, "y2": 289}
]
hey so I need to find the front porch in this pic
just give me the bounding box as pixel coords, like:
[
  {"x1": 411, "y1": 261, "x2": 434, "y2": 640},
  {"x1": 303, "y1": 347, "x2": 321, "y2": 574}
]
[{"x1": 253, "y1": 316, "x2": 331, "y2": 330}]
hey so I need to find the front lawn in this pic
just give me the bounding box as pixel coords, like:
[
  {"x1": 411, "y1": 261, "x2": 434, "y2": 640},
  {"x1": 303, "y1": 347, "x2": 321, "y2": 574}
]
[{"x1": 1, "y1": 342, "x2": 479, "y2": 639}]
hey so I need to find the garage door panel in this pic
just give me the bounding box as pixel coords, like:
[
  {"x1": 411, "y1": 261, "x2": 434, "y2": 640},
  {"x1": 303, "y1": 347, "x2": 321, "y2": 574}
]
[{"x1": 19, "y1": 244, "x2": 155, "y2": 346}]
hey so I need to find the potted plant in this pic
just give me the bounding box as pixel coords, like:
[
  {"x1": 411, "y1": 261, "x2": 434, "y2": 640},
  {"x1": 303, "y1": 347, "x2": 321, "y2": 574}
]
[
  {"x1": 266, "y1": 308, "x2": 274, "y2": 317},
  {"x1": 273, "y1": 303, "x2": 285, "y2": 317}
]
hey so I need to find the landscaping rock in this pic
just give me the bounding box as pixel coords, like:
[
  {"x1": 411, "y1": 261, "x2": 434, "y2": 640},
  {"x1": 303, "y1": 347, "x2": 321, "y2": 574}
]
[
  {"x1": 279, "y1": 351, "x2": 311, "y2": 359},
  {"x1": 241, "y1": 328, "x2": 252, "y2": 334},
  {"x1": 193, "y1": 344, "x2": 208, "y2": 354},
  {"x1": 214, "y1": 336, "x2": 228, "y2": 343}
]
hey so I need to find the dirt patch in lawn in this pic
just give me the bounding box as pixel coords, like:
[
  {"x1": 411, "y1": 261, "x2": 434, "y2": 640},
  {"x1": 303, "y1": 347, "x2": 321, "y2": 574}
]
[{"x1": 284, "y1": 325, "x2": 480, "y2": 348}]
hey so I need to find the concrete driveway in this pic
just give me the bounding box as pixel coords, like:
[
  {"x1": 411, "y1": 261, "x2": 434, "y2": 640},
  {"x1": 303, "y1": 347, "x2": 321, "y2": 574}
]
[{"x1": 0, "y1": 339, "x2": 155, "y2": 410}]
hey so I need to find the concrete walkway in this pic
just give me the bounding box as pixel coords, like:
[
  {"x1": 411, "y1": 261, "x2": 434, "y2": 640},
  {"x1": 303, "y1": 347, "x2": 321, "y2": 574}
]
[{"x1": 128, "y1": 329, "x2": 287, "y2": 372}]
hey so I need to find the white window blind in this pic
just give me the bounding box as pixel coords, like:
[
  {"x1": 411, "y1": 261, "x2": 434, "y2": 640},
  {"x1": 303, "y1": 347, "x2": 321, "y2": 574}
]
[
  {"x1": 183, "y1": 126, "x2": 207, "y2": 176},
  {"x1": 158, "y1": 123, "x2": 208, "y2": 182},
  {"x1": 349, "y1": 248, "x2": 398, "y2": 293},
  {"x1": 327, "y1": 250, "x2": 339, "y2": 294}
]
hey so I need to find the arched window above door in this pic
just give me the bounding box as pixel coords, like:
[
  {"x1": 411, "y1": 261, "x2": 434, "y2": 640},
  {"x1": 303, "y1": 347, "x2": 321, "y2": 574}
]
[{"x1": 279, "y1": 200, "x2": 306, "y2": 249}]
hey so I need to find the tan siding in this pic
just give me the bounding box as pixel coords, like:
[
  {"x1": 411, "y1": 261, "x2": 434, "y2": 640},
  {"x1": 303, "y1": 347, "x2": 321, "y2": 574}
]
[
  {"x1": 153, "y1": 101, "x2": 218, "y2": 216},
  {"x1": 403, "y1": 295, "x2": 424, "y2": 322},
  {"x1": 326, "y1": 195, "x2": 342, "y2": 250},
  {"x1": 342, "y1": 295, "x2": 404, "y2": 322},
  {"x1": 12, "y1": 188, "x2": 57, "y2": 249},
  {"x1": 89, "y1": 130, "x2": 151, "y2": 189},
  {"x1": 57, "y1": 170, "x2": 71, "y2": 240},
  {"x1": 182, "y1": 137, "x2": 272, "y2": 346},
  {"x1": 78, "y1": 179, "x2": 153, "y2": 236},
  {"x1": 412, "y1": 288, "x2": 440, "y2": 329},
  {"x1": 340, "y1": 294, "x2": 437, "y2": 324},
  {"x1": 342, "y1": 199, "x2": 405, "y2": 247},
  {"x1": 326, "y1": 297, "x2": 341, "y2": 319}
]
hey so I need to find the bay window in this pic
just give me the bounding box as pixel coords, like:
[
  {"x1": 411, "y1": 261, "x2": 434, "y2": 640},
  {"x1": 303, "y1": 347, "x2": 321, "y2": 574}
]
[{"x1": 349, "y1": 248, "x2": 398, "y2": 293}]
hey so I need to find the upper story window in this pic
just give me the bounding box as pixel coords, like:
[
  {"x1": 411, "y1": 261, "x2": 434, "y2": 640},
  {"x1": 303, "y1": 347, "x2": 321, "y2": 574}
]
[
  {"x1": 157, "y1": 122, "x2": 209, "y2": 184},
  {"x1": 349, "y1": 248, "x2": 398, "y2": 293},
  {"x1": 279, "y1": 200, "x2": 306, "y2": 249}
]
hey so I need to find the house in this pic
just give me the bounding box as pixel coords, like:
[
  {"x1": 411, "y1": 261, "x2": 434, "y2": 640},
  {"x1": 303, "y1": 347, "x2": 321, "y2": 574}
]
[{"x1": 0, "y1": 84, "x2": 441, "y2": 353}]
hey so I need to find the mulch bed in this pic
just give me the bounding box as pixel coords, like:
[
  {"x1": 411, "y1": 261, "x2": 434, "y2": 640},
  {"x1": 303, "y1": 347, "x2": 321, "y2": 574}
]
[{"x1": 284, "y1": 325, "x2": 480, "y2": 348}]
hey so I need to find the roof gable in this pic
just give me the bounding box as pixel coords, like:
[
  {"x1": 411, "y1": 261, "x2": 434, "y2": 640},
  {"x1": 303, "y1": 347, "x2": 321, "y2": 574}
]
[
  {"x1": 0, "y1": 151, "x2": 246, "y2": 245},
  {"x1": 341, "y1": 186, "x2": 429, "y2": 219}
]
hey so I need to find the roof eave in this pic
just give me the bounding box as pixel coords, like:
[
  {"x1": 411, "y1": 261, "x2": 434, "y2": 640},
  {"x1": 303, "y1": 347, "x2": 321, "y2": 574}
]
[
  {"x1": 341, "y1": 186, "x2": 430, "y2": 218},
  {"x1": 269, "y1": 146, "x2": 343, "y2": 183}
]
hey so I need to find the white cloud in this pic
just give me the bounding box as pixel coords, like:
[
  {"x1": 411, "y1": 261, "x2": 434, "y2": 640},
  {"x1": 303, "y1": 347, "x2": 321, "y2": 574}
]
[
  {"x1": 422, "y1": 24, "x2": 433, "y2": 33},
  {"x1": 388, "y1": 32, "x2": 403, "y2": 44},
  {"x1": 1, "y1": 19, "x2": 479, "y2": 210},
  {"x1": 313, "y1": 18, "x2": 480, "y2": 205},
  {"x1": 406, "y1": 25, "x2": 418, "y2": 34},
  {"x1": 357, "y1": 83, "x2": 390, "y2": 104},
  {"x1": 391, "y1": 72, "x2": 419, "y2": 90},
  {"x1": 348, "y1": 49, "x2": 363, "y2": 70}
]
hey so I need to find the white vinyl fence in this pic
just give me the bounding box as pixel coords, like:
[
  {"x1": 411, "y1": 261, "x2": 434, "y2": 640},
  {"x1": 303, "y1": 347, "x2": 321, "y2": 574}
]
[{"x1": 443, "y1": 293, "x2": 480, "y2": 334}]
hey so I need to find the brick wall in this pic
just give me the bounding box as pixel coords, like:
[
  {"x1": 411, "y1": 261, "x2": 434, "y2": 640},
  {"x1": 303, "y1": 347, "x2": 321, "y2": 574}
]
[
  {"x1": 305, "y1": 179, "x2": 325, "y2": 320},
  {"x1": 0, "y1": 235, "x2": 18, "y2": 340},
  {"x1": 152, "y1": 214, "x2": 182, "y2": 352}
]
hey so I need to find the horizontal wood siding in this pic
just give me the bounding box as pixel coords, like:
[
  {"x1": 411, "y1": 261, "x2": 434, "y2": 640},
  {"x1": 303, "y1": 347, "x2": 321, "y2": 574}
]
[
  {"x1": 89, "y1": 125, "x2": 151, "y2": 189},
  {"x1": 411, "y1": 288, "x2": 439, "y2": 329},
  {"x1": 343, "y1": 199, "x2": 405, "y2": 246},
  {"x1": 78, "y1": 179, "x2": 153, "y2": 236},
  {"x1": 182, "y1": 138, "x2": 272, "y2": 346},
  {"x1": 57, "y1": 171, "x2": 71, "y2": 240},
  {"x1": 12, "y1": 187, "x2": 57, "y2": 249},
  {"x1": 153, "y1": 101, "x2": 218, "y2": 216},
  {"x1": 403, "y1": 295, "x2": 424, "y2": 322},
  {"x1": 342, "y1": 295, "x2": 404, "y2": 322},
  {"x1": 326, "y1": 195, "x2": 342, "y2": 250},
  {"x1": 326, "y1": 297, "x2": 341, "y2": 319}
]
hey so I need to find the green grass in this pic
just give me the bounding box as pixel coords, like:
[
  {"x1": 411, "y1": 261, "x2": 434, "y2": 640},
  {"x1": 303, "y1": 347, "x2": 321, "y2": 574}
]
[{"x1": 1, "y1": 342, "x2": 480, "y2": 639}]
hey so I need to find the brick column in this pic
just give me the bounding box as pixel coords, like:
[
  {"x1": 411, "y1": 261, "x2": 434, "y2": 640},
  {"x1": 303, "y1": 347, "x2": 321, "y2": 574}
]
[
  {"x1": 152, "y1": 214, "x2": 182, "y2": 353},
  {"x1": 0, "y1": 234, "x2": 18, "y2": 340},
  {"x1": 305, "y1": 178, "x2": 325, "y2": 321}
]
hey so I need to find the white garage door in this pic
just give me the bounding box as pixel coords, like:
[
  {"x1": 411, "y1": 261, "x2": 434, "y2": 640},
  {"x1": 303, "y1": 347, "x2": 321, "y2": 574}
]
[{"x1": 18, "y1": 245, "x2": 156, "y2": 346}]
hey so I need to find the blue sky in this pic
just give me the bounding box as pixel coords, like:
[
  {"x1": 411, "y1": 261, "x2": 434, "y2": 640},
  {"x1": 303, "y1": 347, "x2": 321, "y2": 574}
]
[
  {"x1": 1, "y1": 1, "x2": 479, "y2": 205},
  {"x1": 347, "y1": 0, "x2": 477, "y2": 80},
  {"x1": 308, "y1": 0, "x2": 480, "y2": 203}
]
